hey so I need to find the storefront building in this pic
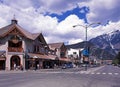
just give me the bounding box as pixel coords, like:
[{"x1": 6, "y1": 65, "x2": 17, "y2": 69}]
[
  {"x1": 0, "y1": 18, "x2": 72, "y2": 70},
  {"x1": 0, "y1": 18, "x2": 55, "y2": 70},
  {"x1": 48, "y1": 43, "x2": 71, "y2": 66}
]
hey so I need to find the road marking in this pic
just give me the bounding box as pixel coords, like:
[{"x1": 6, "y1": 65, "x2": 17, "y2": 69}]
[
  {"x1": 91, "y1": 72, "x2": 95, "y2": 74},
  {"x1": 114, "y1": 73, "x2": 119, "y2": 75},
  {"x1": 102, "y1": 73, "x2": 106, "y2": 75},
  {"x1": 33, "y1": 71, "x2": 120, "y2": 76},
  {"x1": 108, "y1": 73, "x2": 112, "y2": 75},
  {"x1": 96, "y1": 72, "x2": 100, "y2": 74},
  {"x1": 80, "y1": 71, "x2": 86, "y2": 74}
]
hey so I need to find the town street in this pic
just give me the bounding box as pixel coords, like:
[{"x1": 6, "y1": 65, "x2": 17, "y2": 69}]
[{"x1": 0, "y1": 65, "x2": 120, "y2": 87}]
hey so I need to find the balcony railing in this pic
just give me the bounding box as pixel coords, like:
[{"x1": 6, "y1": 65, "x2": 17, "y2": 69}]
[{"x1": 8, "y1": 47, "x2": 23, "y2": 52}]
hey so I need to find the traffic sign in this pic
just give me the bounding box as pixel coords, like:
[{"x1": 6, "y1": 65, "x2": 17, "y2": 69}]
[{"x1": 82, "y1": 49, "x2": 89, "y2": 56}]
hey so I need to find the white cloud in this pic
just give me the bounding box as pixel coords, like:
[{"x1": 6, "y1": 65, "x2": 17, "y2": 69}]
[
  {"x1": 88, "y1": 21, "x2": 120, "y2": 40},
  {"x1": 3, "y1": 0, "x2": 32, "y2": 9},
  {"x1": 32, "y1": 15, "x2": 58, "y2": 33},
  {"x1": 56, "y1": 15, "x2": 85, "y2": 34},
  {"x1": 0, "y1": 0, "x2": 120, "y2": 45},
  {"x1": 68, "y1": 38, "x2": 83, "y2": 45},
  {"x1": 2, "y1": 0, "x2": 120, "y2": 23},
  {"x1": 44, "y1": 15, "x2": 86, "y2": 43},
  {"x1": 85, "y1": 0, "x2": 120, "y2": 23},
  {"x1": 0, "y1": 17, "x2": 8, "y2": 27}
]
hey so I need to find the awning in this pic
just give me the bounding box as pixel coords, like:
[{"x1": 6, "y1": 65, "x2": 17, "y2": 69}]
[
  {"x1": 0, "y1": 58, "x2": 5, "y2": 60},
  {"x1": 59, "y1": 58, "x2": 71, "y2": 62},
  {"x1": 27, "y1": 53, "x2": 57, "y2": 60},
  {"x1": 0, "y1": 51, "x2": 6, "y2": 55},
  {"x1": 0, "y1": 51, "x2": 6, "y2": 59}
]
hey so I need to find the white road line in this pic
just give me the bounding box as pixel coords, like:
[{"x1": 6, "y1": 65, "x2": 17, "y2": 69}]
[
  {"x1": 91, "y1": 72, "x2": 95, "y2": 74},
  {"x1": 96, "y1": 72, "x2": 100, "y2": 74},
  {"x1": 80, "y1": 71, "x2": 84, "y2": 74},
  {"x1": 108, "y1": 73, "x2": 112, "y2": 75},
  {"x1": 39, "y1": 71, "x2": 120, "y2": 76},
  {"x1": 80, "y1": 71, "x2": 87, "y2": 74},
  {"x1": 102, "y1": 73, "x2": 106, "y2": 75},
  {"x1": 114, "y1": 73, "x2": 119, "y2": 75}
]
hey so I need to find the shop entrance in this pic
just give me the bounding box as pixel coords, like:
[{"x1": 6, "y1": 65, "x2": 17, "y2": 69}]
[
  {"x1": 0, "y1": 60, "x2": 5, "y2": 70},
  {"x1": 10, "y1": 55, "x2": 20, "y2": 70}
]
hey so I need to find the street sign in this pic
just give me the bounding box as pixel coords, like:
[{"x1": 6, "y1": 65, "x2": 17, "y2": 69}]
[{"x1": 82, "y1": 49, "x2": 89, "y2": 56}]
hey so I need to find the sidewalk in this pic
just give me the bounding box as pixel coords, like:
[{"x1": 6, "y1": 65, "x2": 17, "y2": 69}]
[
  {"x1": 0, "y1": 70, "x2": 27, "y2": 74},
  {"x1": 0, "y1": 66, "x2": 104, "y2": 74},
  {"x1": 0, "y1": 68, "x2": 82, "y2": 74}
]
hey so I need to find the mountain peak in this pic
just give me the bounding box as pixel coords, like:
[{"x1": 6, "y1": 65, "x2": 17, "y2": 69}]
[
  {"x1": 90, "y1": 29, "x2": 120, "y2": 59},
  {"x1": 66, "y1": 30, "x2": 120, "y2": 60}
]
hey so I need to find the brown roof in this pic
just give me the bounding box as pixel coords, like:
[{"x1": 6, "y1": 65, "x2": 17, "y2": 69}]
[
  {"x1": 48, "y1": 42, "x2": 64, "y2": 49},
  {"x1": 59, "y1": 58, "x2": 71, "y2": 62},
  {"x1": 32, "y1": 33, "x2": 40, "y2": 40},
  {"x1": 28, "y1": 53, "x2": 57, "y2": 60},
  {"x1": 0, "y1": 23, "x2": 41, "y2": 40},
  {"x1": 0, "y1": 24, "x2": 14, "y2": 36}
]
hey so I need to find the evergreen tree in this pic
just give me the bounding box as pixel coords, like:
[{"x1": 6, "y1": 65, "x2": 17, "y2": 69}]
[
  {"x1": 113, "y1": 52, "x2": 120, "y2": 65},
  {"x1": 116, "y1": 52, "x2": 120, "y2": 64}
]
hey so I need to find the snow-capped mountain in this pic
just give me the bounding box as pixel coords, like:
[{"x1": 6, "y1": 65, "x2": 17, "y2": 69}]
[
  {"x1": 66, "y1": 30, "x2": 120, "y2": 60},
  {"x1": 89, "y1": 30, "x2": 120, "y2": 57}
]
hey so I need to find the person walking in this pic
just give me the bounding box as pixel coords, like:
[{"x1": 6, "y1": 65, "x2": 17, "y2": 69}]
[
  {"x1": 14, "y1": 63, "x2": 16, "y2": 70},
  {"x1": 37, "y1": 64, "x2": 39, "y2": 70},
  {"x1": 20, "y1": 64, "x2": 23, "y2": 71}
]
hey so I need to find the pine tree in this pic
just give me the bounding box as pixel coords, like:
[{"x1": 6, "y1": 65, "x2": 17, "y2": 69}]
[
  {"x1": 113, "y1": 52, "x2": 120, "y2": 64},
  {"x1": 117, "y1": 52, "x2": 120, "y2": 64}
]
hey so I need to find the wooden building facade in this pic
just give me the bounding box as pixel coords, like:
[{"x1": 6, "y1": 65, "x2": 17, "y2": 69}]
[
  {"x1": 0, "y1": 18, "x2": 71, "y2": 70},
  {"x1": 0, "y1": 18, "x2": 55, "y2": 70}
]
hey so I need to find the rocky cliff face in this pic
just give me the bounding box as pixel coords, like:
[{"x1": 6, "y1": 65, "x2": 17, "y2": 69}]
[
  {"x1": 66, "y1": 30, "x2": 120, "y2": 60},
  {"x1": 90, "y1": 30, "x2": 120, "y2": 56}
]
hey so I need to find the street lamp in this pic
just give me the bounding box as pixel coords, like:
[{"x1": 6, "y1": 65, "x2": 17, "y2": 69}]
[
  {"x1": 73, "y1": 22, "x2": 101, "y2": 44},
  {"x1": 73, "y1": 22, "x2": 101, "y2": 70}
]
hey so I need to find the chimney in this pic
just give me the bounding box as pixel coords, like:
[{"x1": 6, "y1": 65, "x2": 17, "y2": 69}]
[{"x1": 11, "y1": 15, "x2": 18, "y2": 24}]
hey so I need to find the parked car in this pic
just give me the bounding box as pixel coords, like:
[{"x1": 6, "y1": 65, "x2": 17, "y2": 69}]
[
  {"x1": 61, "y1": 64, "x2": 66, "y2": 69},
  {"x1": 81, "y1": 64, "x2": 86, "y2": 67},
  {"x1": 66, "y1": 64, "x2": 73, "y2": 68},
  {"x1": 61, "y1": 63, "x2": 73, "y2": 69}
]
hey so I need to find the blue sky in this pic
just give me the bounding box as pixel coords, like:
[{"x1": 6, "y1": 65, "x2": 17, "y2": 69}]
[
  {"x1": 48, "y1": 6, "x2": 89, "y2": 23},
  {"x1": 0, "y1": 0, "x2": 120, "y2": 44}
]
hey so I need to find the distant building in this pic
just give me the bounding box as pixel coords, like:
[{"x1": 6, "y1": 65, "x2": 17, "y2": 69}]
[
  {"x1": 67, "y1": 48, "x2": 84, "y2": 65},
  {"x1": 48, "y1": 42, "x2": 71, "y2": 66}
]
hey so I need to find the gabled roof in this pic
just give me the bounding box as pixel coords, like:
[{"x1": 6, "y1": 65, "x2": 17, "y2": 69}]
[
  {"x1": 0, "y1": 22, "x2": 41, "y2": 40},
  {"x1": 48, "y1": 42, "x2": 64, "y2": 49},
  {"x1": 0, "y1": 24, "x2": 14, "y2": 36},
  {"x1": 32, "y1": 33, "x2": 40, "y2": 40}
]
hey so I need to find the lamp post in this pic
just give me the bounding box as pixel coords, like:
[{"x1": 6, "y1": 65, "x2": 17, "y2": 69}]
[{"x1": 73, "y1": 22, "x2": 100, "y2": 70}]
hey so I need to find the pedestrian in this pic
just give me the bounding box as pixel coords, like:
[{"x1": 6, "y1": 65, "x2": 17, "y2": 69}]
[
  {"x1": 37, "y1": 64, "x2": 39, "y2": 70},
  {"x1": 20, "y1": 64, "x2": 23, "y2": 71},
  {"x1": 14, "y1": 63, "x2": 16, "y2": 70}
]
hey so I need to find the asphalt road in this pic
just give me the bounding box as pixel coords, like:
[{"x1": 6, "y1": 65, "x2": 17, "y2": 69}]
[{"x1": 0, "y1": 65, "x2": 120, "y2": 87}]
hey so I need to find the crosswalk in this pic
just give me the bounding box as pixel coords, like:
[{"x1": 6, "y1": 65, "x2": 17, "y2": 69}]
[
  {"x1": 75, "y1": 71, "x2": 119, "y2": 75},
  {"x1": 38, "y1": 71, "x2": 119, "y2": 76}
]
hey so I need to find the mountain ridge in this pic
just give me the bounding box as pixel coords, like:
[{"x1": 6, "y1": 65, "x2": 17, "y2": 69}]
[{"x1": 66, "y1": 30, "x2": 120, "y2": 60}]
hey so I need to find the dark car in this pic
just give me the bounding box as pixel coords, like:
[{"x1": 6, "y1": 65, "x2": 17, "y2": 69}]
[
  {"x1": 61, "y1": 64, "x2": 67, "y2": 69},
  {"x1": 61, "y1": 64, "x2": 73, "y2": 69}
]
